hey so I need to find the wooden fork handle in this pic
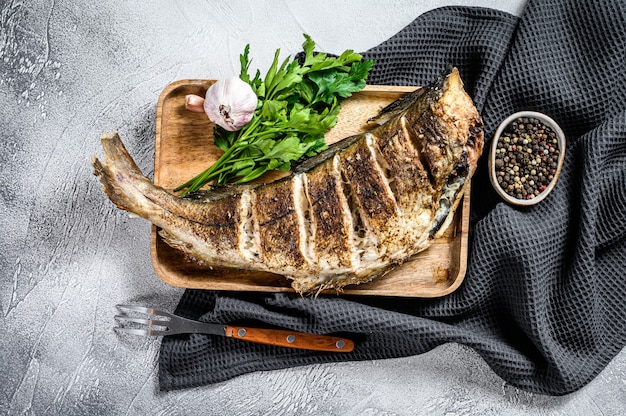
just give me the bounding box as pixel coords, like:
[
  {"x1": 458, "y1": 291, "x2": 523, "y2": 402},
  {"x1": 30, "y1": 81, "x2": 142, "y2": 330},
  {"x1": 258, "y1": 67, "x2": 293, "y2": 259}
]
[{"x1": 225, "y1": 326, "x2": 354, "y2": 353}]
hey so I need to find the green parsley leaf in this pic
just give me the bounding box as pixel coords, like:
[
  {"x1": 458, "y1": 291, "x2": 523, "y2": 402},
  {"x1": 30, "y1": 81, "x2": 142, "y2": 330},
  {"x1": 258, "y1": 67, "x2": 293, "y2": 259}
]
[{"x1": 175, "y1": 34, "x2": 375, "y2": 194}]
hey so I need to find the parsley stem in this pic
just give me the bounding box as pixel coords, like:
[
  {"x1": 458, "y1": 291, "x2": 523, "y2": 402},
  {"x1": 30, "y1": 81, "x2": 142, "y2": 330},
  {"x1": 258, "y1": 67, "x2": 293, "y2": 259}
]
[{"x1": 175, "y1": 116, "x2": 263, "y2": 195}]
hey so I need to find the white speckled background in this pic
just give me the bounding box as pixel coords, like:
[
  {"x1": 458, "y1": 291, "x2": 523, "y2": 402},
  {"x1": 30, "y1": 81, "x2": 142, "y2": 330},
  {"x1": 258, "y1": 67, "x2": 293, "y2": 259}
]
[{"x1": 2, "y1": 1, "x2": 625, "y2": 414}]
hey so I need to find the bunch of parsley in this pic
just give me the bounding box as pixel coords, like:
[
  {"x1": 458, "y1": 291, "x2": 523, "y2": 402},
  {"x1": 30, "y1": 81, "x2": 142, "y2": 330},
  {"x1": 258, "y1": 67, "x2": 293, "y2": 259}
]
[{"x1": 175, "y1": 34, "x2": 375, "y2": 195}]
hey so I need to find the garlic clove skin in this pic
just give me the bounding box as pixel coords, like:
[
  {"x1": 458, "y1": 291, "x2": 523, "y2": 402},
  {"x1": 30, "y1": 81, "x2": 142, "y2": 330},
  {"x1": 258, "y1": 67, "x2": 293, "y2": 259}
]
[
  {"x1": 204, "y1": 77, "x2": 258, "y2": 131},
  {"x1": 185, "y1": 94, "x2": 206, "y2": 113}
]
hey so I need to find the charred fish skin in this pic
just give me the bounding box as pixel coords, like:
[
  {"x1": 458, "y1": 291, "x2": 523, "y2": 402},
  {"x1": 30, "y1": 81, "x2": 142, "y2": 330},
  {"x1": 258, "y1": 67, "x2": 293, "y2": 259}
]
[{"x1": 92, "y1": 67, "x2": 484, "y2": 295}]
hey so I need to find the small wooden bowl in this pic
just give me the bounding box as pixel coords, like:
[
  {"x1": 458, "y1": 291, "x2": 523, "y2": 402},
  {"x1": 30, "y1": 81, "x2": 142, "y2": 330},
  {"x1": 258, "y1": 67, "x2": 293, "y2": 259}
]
[{"x1": 489, "y1": 111, "x2": 566, "y2": 206}]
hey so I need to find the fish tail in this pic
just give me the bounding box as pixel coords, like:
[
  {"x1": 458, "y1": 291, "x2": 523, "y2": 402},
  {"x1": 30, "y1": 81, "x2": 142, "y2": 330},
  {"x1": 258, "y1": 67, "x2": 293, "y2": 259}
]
[
  {"x1": 92, "y1": 131, "x2": 153, "y2": 215},
  {"x1": 93, "y1": 132, "x2": 241, "y2": 267}
]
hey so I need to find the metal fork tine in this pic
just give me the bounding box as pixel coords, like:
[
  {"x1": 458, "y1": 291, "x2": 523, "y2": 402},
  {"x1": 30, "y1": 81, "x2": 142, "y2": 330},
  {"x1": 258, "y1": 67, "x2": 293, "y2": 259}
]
[
  {"x1": 116, "y1": 304, "x2": 173, "y2": 318},
  {"x1": 114, "y1": 315, "x2": 171, "y2": 327},
  {"x1": 114, "y1": 327, "x2": 170, "y2": 337},
  {"x1": 114, "y1": 305, "x2": 177, "y2": 337}
]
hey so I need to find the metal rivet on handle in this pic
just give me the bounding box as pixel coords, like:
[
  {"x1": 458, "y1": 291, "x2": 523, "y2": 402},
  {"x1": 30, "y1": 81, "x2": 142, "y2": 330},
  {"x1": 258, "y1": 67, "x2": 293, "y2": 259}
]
[
  {"x1": 286, "y1": 334, "x2": 296, "y2": 343},
  {"x1": 237, "y1": 328, "x2": 247, "y2": 337},
  {"x1": 336, "y1": 340, "x2": 346, "y2": 349}
]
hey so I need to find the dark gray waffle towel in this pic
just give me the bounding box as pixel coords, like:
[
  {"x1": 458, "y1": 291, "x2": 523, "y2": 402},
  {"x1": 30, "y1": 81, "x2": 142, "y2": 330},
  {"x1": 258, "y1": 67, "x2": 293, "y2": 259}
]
[{"x1": 159, "y1": 0, "x2": 626, "y2": 395}]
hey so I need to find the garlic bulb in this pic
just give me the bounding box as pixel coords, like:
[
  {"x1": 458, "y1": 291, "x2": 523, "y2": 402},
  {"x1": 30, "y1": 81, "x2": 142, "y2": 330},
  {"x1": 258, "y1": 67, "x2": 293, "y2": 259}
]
[{"x1": 203, "y1": 76, "x2": 258, "y2": 131}]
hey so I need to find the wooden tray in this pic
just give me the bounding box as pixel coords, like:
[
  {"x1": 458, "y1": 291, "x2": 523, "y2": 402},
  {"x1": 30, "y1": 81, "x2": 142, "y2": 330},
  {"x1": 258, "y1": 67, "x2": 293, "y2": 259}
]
[{"x1": 152, "y1": 80, "x2": 471, "y2": 297}]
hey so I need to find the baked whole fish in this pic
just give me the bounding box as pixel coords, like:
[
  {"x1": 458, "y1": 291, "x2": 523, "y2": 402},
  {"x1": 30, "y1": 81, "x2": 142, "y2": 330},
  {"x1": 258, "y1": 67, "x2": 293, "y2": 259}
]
[{"x1": 93, "y1": 67, "x2": 484, "y2": 295}]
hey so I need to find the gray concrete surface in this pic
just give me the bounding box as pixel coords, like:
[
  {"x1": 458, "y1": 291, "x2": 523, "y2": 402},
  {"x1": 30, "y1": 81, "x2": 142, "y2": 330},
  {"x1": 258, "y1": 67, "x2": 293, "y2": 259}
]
[{"x1": 1, "y1": 1, "x2": 625, "y2": 414}]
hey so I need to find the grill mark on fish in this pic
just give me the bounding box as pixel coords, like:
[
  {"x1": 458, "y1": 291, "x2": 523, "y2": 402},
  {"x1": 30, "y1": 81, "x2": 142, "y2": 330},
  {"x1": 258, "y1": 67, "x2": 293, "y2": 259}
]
[
  {"x1": 305, "y1": 156, "x2": 354, "y2": 269},
  {"x1": 257, "y1": 207, "x2": 295, "y2": 227},
  {"x1": 238, "y1": 189, "x2": 260, "y2": 260},
  {"x1": 365, "y1": 134, "x2": 401, "y2": 216},
  {"x1": 373, "y1": 116, "x2": 433, "y2": 210},
  {"x1": 340, "y1": 135, "x2": 397, "y2": 223},
  {"x1": 254, "y1": 180, "x2": 307, "y2": 268},
  {"x1": 296, "y1": 174, "x2": 315, "y2": 265},
  {"x1": 338, "y1": 165, "x2": 379, "y2": 265},
  {"x1": 92, "y1": 67, "x2": 484, "y2": 295},
  {"x1": 146, "y1": 191, "x2": 241, "y2": 251},
  {"x1": 414, "y1": 113, "x2": 452, "y2": 186}
]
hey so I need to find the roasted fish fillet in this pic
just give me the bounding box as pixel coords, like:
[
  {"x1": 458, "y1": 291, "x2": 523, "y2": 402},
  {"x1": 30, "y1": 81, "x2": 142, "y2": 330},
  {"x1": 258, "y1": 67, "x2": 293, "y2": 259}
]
[{"x1": 93, "y1": 68, "x2": 483, "y2": 295}]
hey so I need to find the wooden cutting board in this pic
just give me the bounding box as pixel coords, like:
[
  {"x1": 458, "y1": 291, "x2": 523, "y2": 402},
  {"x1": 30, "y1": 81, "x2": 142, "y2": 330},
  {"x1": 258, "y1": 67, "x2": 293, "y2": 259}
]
[{"x1": 151, "y1": 80, "x2": 470, "y2": 297}]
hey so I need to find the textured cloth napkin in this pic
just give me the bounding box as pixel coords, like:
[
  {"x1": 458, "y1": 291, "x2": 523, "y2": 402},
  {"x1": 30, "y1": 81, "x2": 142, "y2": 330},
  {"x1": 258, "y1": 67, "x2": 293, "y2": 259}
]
[{"x1": 159, "y1": 0, "x2": 626, "y2": 395}]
